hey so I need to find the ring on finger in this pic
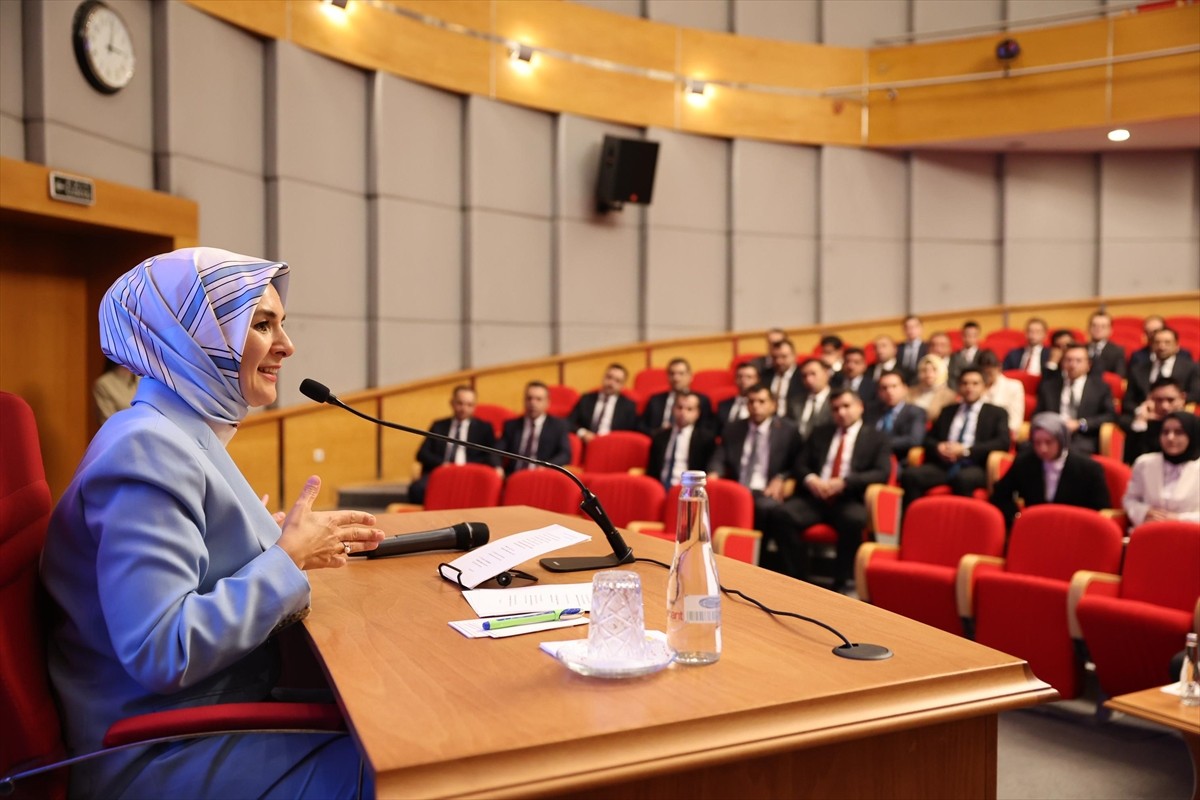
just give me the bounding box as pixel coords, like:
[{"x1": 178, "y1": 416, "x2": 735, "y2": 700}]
[{"x1": 343, "y1": 542, "x2": 352, "y2": 556}]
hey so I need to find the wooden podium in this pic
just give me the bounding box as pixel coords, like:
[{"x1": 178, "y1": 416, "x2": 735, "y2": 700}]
[{"x1": 304, "y1": 506, "x2": 1054, "y2": 799}]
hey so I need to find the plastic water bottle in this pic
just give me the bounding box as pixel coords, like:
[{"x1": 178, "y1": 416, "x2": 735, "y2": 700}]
[
  {"x1": 667, "y1": 470, "x2": 721, "y2": 664},
  {"x1": 1181, "y1": 632, "x2": 1200, "y2": 707}
]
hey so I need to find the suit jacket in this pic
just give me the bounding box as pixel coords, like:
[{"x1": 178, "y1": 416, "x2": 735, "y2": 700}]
[
  {"x1": 792, "y1": 423, "x2": 891, "y2": 502},
  {"x1": 948, "y1": 348, "x2": 981, "y2": 384},
  {"x1": 791, "y1": 390, "x2": 833, "y2": 438},
  {"x1": 416, "y1": 416, "x2": 500, "y2": 473},
  {"x1": 1130, "y1": 345, "x2": 1196, "y2": 371},
  {"x1": 922, "y1": 401, "x2": 1011, "y2": 469},
  {"x1": 647, "y1": 425, "x2": 717, "y2": 485},
  {"x1": 500, "y1": 414, "x2": 572, "y2": 473},
  {"x1": 41, "y1": 378, "x2": 311, "y2": 795},
  {"x1": 897, "y1": 341, "x2": 929, "y2": 381},
  {"x1": 567, "y1": 391, "x2": 639, "y2": 436},
  {"x1": 639, "y1": 390, "x2": 714, "y2": 435},
  {"x1": 708, "y1": 416, "x2": 802, "y2": 484},
  {"x1": 1034, "y1": 372, "x2": 1115, "y2": 450},
  {"x1": 1089, "y1": 340, "x2": 1127, "y2": 378},
  {"x1": 839, "y1": 374, "x2": 878, "y2": 411},
  {"x1": 715, "y1": 395, "x2": 750, "y2": 437},
  {"x1": 1002, "y1": 345, "x2": 1051, "y2": 372},
  {"x1": 864, "y1": 401, "x2": 927, "y2": 460},
  {"x1": 869, "y1": 360, "x2": 915, "y2": 386},
  {"x1": 759, "y1": 366, "x2": 806, "y2": 418},
  {"x1": 989, "y1": 451, "x2": 1111, "y2": 528},
  {"x1": 1125, "y1": 355, "x2": 1200, "y2": 409}
]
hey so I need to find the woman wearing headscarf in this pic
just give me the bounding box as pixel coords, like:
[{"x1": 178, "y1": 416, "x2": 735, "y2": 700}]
[
  {"x1": 41, "y1": 248, "x2": 385, "y2": 799},
  {"x1": 908, "y1": 353, "x2": 957, "y2": 422},
  {"x1": 1125, "y1": 411, "x2": 1200, "y2": 528},
  {"x1": 989, "y1": 412, "x2": 1111, "y2": 529}
]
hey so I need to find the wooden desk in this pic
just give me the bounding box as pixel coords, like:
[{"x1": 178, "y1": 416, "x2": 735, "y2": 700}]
[
  {"x1": 305, "y1": 507, "x2": 1055, "y2": 799},
  {"x1": 1106, "y1": 686, "x2": 1200, "y2": 800}
]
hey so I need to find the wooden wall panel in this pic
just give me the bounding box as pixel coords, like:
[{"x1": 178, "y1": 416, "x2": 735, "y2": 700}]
[
  {"x1": 390, "y1": 0, "x2": 492, "y2": 32},
  {"x1": 379, "y1": 380, "x2": 466, "y2": 480},
  {"x1": 229, "y1": 418, "x2": 282, "y2": 510},
  {"x1": 283, "y1": 402, "x2": 380, "y2": 510},
  {"x1": 648, "y1": 339, "x2": 735, "y2": 371},
  {"x1": 473, "y1": 364, "x2": 561, "y2": 411},
  {"x1": 682, "y1": 89, "x2": 861, "y2": 146},
  {"x1": 562, "y1": 347, "x2": 650, "y2": 392},
  {"x1": 1112, "y1": 7, "x2": 1200, "y2": 122},
  {"x1": 679, "y1": 28, "x2": 860, "y2": 89}
]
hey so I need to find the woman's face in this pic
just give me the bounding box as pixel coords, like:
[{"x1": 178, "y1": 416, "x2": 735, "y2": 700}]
[
  {"x1": 919, "y1": 360, "x2": 938, "y2": 387},
  {"x1": 239, "y1": 284, "x2": 294, "y2": 407},
  {"x1": 1031, "y1": 428, "x2": 1062, "y2": 462},
  {"x1": 1160, "y1": 418, "x2": 1189, "y2": 458}
]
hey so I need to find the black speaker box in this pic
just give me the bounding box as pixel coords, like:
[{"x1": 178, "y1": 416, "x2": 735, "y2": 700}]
[{"x1": 596, "y1": 135, "x2": 660, "y2": 213}]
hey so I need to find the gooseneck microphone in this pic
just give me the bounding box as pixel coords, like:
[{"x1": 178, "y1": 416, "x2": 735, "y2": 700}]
[
  {"x1": 352, "y1": 521, "x2": 489, "y2": 559},
  {"x1": 299, "y1": 378, "x2": 635, "y2": 573}
]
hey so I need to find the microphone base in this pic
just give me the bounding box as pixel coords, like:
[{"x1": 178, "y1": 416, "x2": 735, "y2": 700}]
[
  {"x1": 832, "y1": 642, "x2": 893, "y2": 661},
  {"x1": 539, "y1": 552, "x2": 636, "y2": 573}
]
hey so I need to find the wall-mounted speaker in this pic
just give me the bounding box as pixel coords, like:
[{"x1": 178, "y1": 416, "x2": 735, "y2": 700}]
[{"x1": 595, "y1": 135, "x2": 660, "y2": 213}]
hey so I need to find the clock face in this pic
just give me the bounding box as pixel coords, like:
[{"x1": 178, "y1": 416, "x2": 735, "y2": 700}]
[{"x1": 72, "y1": 1, "x2": 135, "y2": 94}]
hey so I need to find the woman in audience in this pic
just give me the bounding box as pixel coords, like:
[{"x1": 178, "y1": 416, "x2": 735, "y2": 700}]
[
  {"x1": 1124, "y1": 411, "x2": 1200, "y2": 528},
  {"x1": 41, "y1": 248, "x2": 384, "y2": 799},
  {"x1": 908, "y1": 353, "x2": 957, "y2": 421}
]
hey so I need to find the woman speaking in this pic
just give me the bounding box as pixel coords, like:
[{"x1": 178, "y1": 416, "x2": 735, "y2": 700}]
[{"x1": 41, "y1": 248, "x2": 384, "y2": 799}]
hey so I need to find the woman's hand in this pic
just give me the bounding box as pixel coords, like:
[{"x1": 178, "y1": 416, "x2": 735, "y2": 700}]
[{"x1": 276, "y1": 476, "x2": 385, "y2": 570}]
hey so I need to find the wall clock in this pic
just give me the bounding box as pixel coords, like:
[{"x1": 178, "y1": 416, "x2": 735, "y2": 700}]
[{"x1": 72, "y1": 0, "x2": 135, "y2": 94}]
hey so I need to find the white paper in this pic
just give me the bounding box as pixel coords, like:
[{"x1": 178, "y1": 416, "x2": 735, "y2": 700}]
[
  {"x1": 448, "y1": 616, "x2": 589, "y2": 639},
  {"x1": 462, "y1": 583, "x2": 594, "y2": 618},
  {"x1": 437, "y1": 524, "x2": 591, "y2": 589},
  {"x1": 539, "y1": 630, "x2": 667, "y2": 658}
]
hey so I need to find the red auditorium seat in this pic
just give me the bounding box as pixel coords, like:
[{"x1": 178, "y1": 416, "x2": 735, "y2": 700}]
[
  {"x1": 856, "y1": 496, "x2": 1006, "y2": 635},
  {"x1": 964, "y1": 505, "x2": 1124, "y2": 699},
  {"x1": 1099, "y1": 371, "x2": 1125, "y2": 412},
  {"x1": 567, "y1": 432, "x2": 583, "y2": 467},
  {"x1": 422, "y1": 463, "x2": 504, "y2": 511},
  {"x1": 473, "y1": 403, "x2": 519, "y2": 438},
  {"x1": 1070, "y1": 521, "x2": 1200, "y2": 698},
  {"x1": 1090, "y1": 455, "x2": 1131, "y2": 510},
  {"x1": 629, "y1": 479, "x2": 761, "y2": 564},
  {"x1": 580, "y1": 473, "x2": 665, "y2": 529},
  {"x1": 691, "y1": 369, "x2": 734, "y2": 396},
  {"x1": 633, "y1": 367, "x2": 670, "y2": 396},
  {"x1": 546, "y1": 385, "x2": 580, "y2": 418},
  {"x1": 983, "y1": 329, "x2": 1025, "y2": 357},
  {"x1": 730, "y1": 353, "x2": 761, "y2": 371},
  {"x1": 582, "y1": 431, "x2": 652, "y2": 474},
  {"x1": 501, "y1": 468, "x2": 580, "y2": 516}
]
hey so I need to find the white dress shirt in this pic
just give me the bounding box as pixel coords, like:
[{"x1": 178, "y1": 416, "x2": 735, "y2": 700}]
[
  {"x1": 819, "y1": 420, "x2": 862, "y2": 481},
  {"x1": 947, "y1": 400, "x2": 984, "y2": 448},
  {"x1": 1060, "y1": 376, "x2": 1086, "y2": 420},
  {"x1": 662, "y1": 424, "x2": 695, "y2": 487},
  {"x1": 590, "y1": 393, "x2": 618, "y2": 435},
  {"x1": 983, "y1": 374, "x2": 1025, "y2": 434},
  {"x1": 445, "y1": 419, "x2": 469, "y2": 464},
  {"x1": 799, "y1": 387, "x2": 831, "y2": 431},
  {"x1": 771, "y1": 366, "x2": 797, "y2": 417}
]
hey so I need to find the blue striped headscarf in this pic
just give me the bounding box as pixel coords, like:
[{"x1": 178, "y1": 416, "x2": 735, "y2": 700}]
[{"x1": 99, "y1": 247, "x2": 290, "y2": 425}]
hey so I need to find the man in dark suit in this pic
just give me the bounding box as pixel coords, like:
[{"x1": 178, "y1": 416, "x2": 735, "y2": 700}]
[
  {"x1": 568, "y1": 363, "x2": 639, "y2": 443},
  {"x1": 836, "y1": 347, "x2": 875, "y2": 410},
  {"x1": 748, "y1": 328, "x2": 788, "y2": 376},
  {"x1": 1119, "y1": 376, "x2": 1187, "y2": 464},
  {"x1": 793, "y1": 358, "x2": 834, "y2": 439},
  {"x1": 900, "y1": 368, "x2": 1011, "y2": 506},
  {"x1": 1125, "y1": 327, "x2": 1200, "y2": 408},
  {"x1": 869, "y1": 335, "x2": 914, "y2": 385},
  {"x1": 716, "y1": 362, "x2": 761, "y2": 437},
  {"x1": 784, "y1": 388, "x2": 892, "y2": 590},
  {"x1": 1034, "y1": 344, "x2": 1115, "y2": 455},
  {"x1": 759, "y1": 338, "x2": 806, "y2": 420},
  {"x1": 1087, "y1": 311, "x2": 1127, "y2": 378},
  {"x1": 948, "y1": 320, "x2": 982, "y2": 385},
  {"x1": 409, "y1": 386, "x2": 500, "y2": 504},
  {"x1": 864, "y1": 370, "x2": 927, "y2": 463},
  {"x1": 1002, "y1": 317, "x2": 1051, "y2": 375},
  {"x1": 708, "y1": 385, "x2": 802, "y2": 576},
  {"x1": 647, "y1": 392, "x2": 717, "y2": 488},
  {"x1": 499, "y1": 381, "x2": 572, "y2": 474},
  {"x1": 639, "y1": 358, "x2": 714, "y2": 435},
  {"x1": 1127, "y1": 315, "x2": 1166, "y2": 371},
  {"x1": 897, "y1": 315, "x2": 928, "y2": 384},
  {"x1": 990, "y1": 413, "x2": 1111, "y2": 529}
]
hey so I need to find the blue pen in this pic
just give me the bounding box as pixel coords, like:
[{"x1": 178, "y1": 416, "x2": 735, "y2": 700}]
[{"x1": 482, "y1": 608, "x2": 582, "y2": 631}]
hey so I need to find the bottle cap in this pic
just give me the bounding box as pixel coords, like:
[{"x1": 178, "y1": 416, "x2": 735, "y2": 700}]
[{"x1": 680, "y1": 470, "x2": 706, "y2": 487}]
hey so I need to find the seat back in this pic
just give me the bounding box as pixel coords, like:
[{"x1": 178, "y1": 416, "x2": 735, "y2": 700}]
[
  {"x1": 691, "y1": 369, "x2": 733, "y2": 396},
  {"x1": 0, "y1": 393, "x2": 64, "y2": 796},
  {"x1": 661, "y1": 479, "x2": 755, "y2": 535},
  {"x1": 1099, "y1": 371, "x2": 1125, "y2": 409},
  {"x1": 546, "y1": 385, "x2": 580, "y2": 419},
  {"x1": 583, "y1": 431, "x2": 652, "y2": 474},
  {"x1": 1090, "y1": 455, "x2": 1132, "y2": 508},
  {"x1": 581, "y1": 474, "x2": 666, "y2": 528},
  {"x1": 472, "y1": 403, "x2": 519, "y2": 438},
  {"x1": 983, "y1": 329, "x2": 1025, "y2": 356},
  {"x1": 501, "y1": 469, "x2": 581, "y2": 515},
  {"x1": 1121, "y1": 521, "x2": 1200, "y2": 611},
  {"x1": 1006, "y1": 505, "x2": 1124, "y2": 581},
  {"x1": 423, "y1": 463, "x2": 504, "y2": 511},
  {"x1": 633, "y1": 368, "x2": 670, "y2": 396},
  {"x1": 567, "y1": 432, "x2": 583, "y2": 467},
  {"x1": 1003, "y1": 370, "x2": 1040, "y2": 397},
  {"x1": 899, "y1": 496, "x2": 1006, "y2": 568}
]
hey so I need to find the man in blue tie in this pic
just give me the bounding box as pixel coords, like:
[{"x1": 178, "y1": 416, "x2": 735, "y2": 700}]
[{"x1": 864, "y1": 370, "x2": 927, "y2": 465}]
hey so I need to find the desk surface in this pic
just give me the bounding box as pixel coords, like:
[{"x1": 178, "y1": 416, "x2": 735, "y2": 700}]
[
  {"x1": 1106, "y1": 686, "x2": 1200, "y2": 736},
  {"x1": 305, "y1": 506, "x2": 1054, "y2": 798}
]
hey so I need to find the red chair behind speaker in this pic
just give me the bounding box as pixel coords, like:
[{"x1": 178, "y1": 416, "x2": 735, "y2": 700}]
[
  {"x1": 546, "y1": 385, "x2": 580, "y2": 419},
  {"x1": 581, "y1": 473, "x2": 665, "y2": 529},
  {"x1": 473, "y1": 403, "x2": 520, "y2": 438},
  {"x1": 501, "y1": 469, "x2": 580, "y2": 516},
  {"x1": 423, "y1": 463, "x2": 504, "y2": 511},
  {"x1": 1090, "y1": 455, "x2": 1132, "y2": 510},
  {"x1": 583, "y1": 431, "x2": 652, "y2": 474}
]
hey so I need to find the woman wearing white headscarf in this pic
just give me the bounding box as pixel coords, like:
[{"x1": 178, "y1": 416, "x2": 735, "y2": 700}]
[
  {"x1": 1125, "y1": 411, "x2": 1200, "y2": 529},
  {"x1": 41, "y1": 248, "x2": 384, "y2": 799}
]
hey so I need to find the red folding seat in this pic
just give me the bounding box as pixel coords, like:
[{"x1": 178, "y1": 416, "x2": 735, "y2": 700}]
[
  {"x1": 472, "y1": 403, "x2": 519, "y2": 438},
  {"x1": 633, "y1": 368, "x2": 670, "y2": 396},
  {"x1": 501, "y1": 468, "x2": 581, "y2": 516},
  {"x1": 691, "y1": 369, "x2": 733, "y2": 396},
  {"x1": 423, "y1": 463, "x2": 504, "y2": 511},
  {"x1": 546, "y1": 385, "x2": 580, "y2": 419},
  {"x1": 583, "y1": 431, "x2": 652, "y2": 474},
  {"x1": 1090, "y1": 455, "x2": 1131, "y2": 510},
  {"x1": 580, "y1": 473, "x2": 666, "y2": 529},
  {"x1": 630, "y1": 480, "x2": 761, "y2": 564}
]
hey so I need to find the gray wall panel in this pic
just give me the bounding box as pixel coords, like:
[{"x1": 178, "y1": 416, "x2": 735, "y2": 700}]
[
  {"x1": 374, "y1": 75, "x2": 462, "y2": 208},
  {"x1": 376, "y1": 197, "x2": 462, "y2": 322},
  {"x1": 559, "y1": 324, "x2": 642, "y2": 355},
  {"x1": 1, "y1": 0, "x2": 21, "y2": 118},
  {"x1": 823, "y1": 0, "x2": 909, "y2": 46},
  {"x1": 821, "y1": 147, "x2": 908, "y2": 240},
  {"x1": 646, "y1": 228, "x2": 727, "y2": 334},
  {"x1": 913, "y1": 0, "x2": 1003, "y2": 34},
  {"x1": 647, "y1": 128, "x2": 729, "y2": 231},
  {"x1": 911, "y1": 152, "x2": 998, "y2": 241},
  {"x1": 471, "y1": 323, "x2": 554, "y2": 369},
  {"x1": 558, "y1": 220, "x2": 640, "y2": 326},
  {"x1": 376, "y1": 320, "x2": 463, "y2": 385},
  {"x1": 646, "y1": 0, "x2": 730, "y2": 32},
  {"x1": 30, "y1": 120, "x2": 153, "y2": 187},
  {"x1": 1005, "y1": 153, "x2": 1096, "y2": 238},
  {"x1": 466, "y1": 96, "x2": 553, "y2": 218},
  {"x1": 732, "y1": 234, "x2": 818, "y2": 329},
  {"x1": 911, "y1": 241, "x2": 999, "y2": 312},
  {"x1": 733, "y1": 0, "x2": 820, "y2": 43},
  {"x1": 821, "y1": 240, "x2": 907, "y2": 322},
  {"x1": 568, "y1": 0, "x2": 644, "y2": 16},
  {"x1": 468, "y1": 211, "x2": 553, "y2": 324},
  {"x1": 1006, "y1": 0, "x2": 1106, "y2": 23},
  {"x1": 0, "y1": 114, "x2": 23, "y2": 160},
  {"x1": 169, "y1": 157, "x2": 265, "y2": 255},
  {"x1": 273, "y1": 317, "x2": 368, "y2": 408},
  {"x1": 1004, "y1": 241, "x2": 1097, "y2": 304},
  {"x1": 274, "y1": 180, "x2": 368, "y2": 318},
  {"x1": 558, "y1": 114, "x2": 641, "y2": 224},
  {"x1": 732, "y1": 139, "x2": 818, "y2": 236}
]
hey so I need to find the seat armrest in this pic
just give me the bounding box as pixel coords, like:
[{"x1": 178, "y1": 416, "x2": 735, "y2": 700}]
[
  {"x1": 385, "y1": 502, "x2": 424, "y2": 513},
  {"x1": 627, "y1": 467, "x2": 646, "y2": 476},
  {"x1": 627, "y1": 520, "x2": 664, "y2": 535},
  {"x1": 854, "y1": 542, "x2": 898, "y2": 603},
  {"x1": 1100, "y1": 508, "x2": 1128, "y2": 533},
  {"x1": 1066, "y1": 570, "x2": 1121, "y2": 639},
  {"x1": 103, "y1": 702, "x2": 345, "y2": 748},
  {"x1": 865, "y1": 484, "x2": 903, "y2": 545},
  {"x1": 713, "y1": 526, "x2": 762, "y2": 566},
  {"x1": 956, "y1": 554, "x2": 1006, "y2": 620},
  {"x1": 907, "y1": 447, "x2": 924, "y2": 467},
  {"x1": 1194, "y1": 596, "x2": 1199, "y2": 637}
]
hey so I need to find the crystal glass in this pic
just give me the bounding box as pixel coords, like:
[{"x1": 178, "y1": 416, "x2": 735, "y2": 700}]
[{"x1": 587, "y1": 570, "x2": 646, "y2": 662}]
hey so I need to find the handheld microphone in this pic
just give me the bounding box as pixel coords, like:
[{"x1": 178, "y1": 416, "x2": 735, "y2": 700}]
[
  {"x1": 352, "y1": 521, "x2": 489, "y2": 559},
  {"x1": 299, "y1": 378, "x2": 635, "y2": 573}
]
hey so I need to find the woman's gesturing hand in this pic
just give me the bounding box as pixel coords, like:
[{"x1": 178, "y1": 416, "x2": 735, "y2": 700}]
[{"x1": 277, "y1": 475, "x2": 385, "y2": 570}]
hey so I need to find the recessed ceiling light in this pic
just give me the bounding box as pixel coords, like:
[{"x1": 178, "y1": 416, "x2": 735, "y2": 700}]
[{"x1": 1107, "y1": 129, "x2": 1131, "y2": 143}]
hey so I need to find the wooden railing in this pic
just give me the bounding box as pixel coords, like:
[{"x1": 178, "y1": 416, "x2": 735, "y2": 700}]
[{"x1": 230, "y1": 291, "x2": 1200, "y2": 510}]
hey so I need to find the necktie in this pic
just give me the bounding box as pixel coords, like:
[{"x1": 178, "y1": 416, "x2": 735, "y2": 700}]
[
  {"x1": 802, "y1": 396, "x2": 817, "y2": 436},
  {"x1": 520, "y1": 421, "x2": 537, "y2": 467},
  {"x1": 741, "y1": 426, "x2": 761, "y2": 487},
  {"x1": 1066, "y1": 380, "x2": 1079, "y2": 419},
  {"x1": 444, "y1": 422, "x2": 459, "y2": 463},
  {"x1": 880, "y1": 408, "x2": 895, "y2": 433},
  {"x1": 661, "y1": 432, "x2": 678, "y2": 487},
  {"x1": 661, "y1": 393, "x2": 674, "y2": 427},
  {"x1": 591, "y1": 395, "x2": 608, "y2": 431},
  {"x1": 830, "y1": 428, "x2": 847, "y2": 479},
  {"x1": 956, "y1": 404, "x2": 973, "y2": 443}
]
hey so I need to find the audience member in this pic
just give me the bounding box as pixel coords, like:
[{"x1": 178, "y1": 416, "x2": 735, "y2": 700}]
[
  {"x1": 639, "y1": 358, "x2": 713, "y2": 435},
  {"x1": 500, "y1": 381, "x2": 572, "y2": 473},
  {"x1": 92, "y1": 357, "x2": 139, "y2": 425},
  {"x1": 948, "y1": 320, "x2": 982, "y2": 384},
  {"x1": 793, "y1": 358, "x2": 834, "y2": 438},
  {"x1": 568, "y1": 363, "x2": 639, "y2": 442},
  {"x1": 989, "y1": 413, "x2": 1111, "y2": 529},
  {"x1": 1034, "y1": 344, "x2": 1115, "y2": 455},
  {"x1": 1087, "y1": 311, "x2": 1127, "y2": 377},
  {"x1": 1120, "y1": 377, "x2": 1187, "y2": 464},
  {"x1": 750, "y1": 328, "x2": 788, "y2": 376},
  {"x1": 898, "y1": 315, "x2": 928, "y2": 378},
  {"x1": 1127, "y1": 315, "x2": 1166, "y2": 370},
  {"x1": 819, "y1": 334, "x2": 845, "y2": 374},
  {"x1": 928, "y1": 331, "x2": 953, "y2": 370},
  {"x1": 409, "y1": 386, "x2": 499, "y2": 504},
  {"x1": 1002, "y1": 317, "x2": 1050, "y2": 375},
  {"x1": 900, "y1": 368, "x2": 1011, "y2": 505},
  {"x1": 647, "y1": 392, "x2": 716, "y2": 488},
  {"x1": 716, "y1": 362, "x2": 760, "y2": 436},
  {"x1": 1126, "y1": 327, "x2": 1200, "y2": 406},
  {"x1": 707, "y1": 385, "x2": 802, "y2": 575},
  {"x1": 1044, "y1": 329, "x2": 1075, "y2": 373},
  {"x1": 979, "y1": 350, "x2": 1026, "y2": 438},
  {"x1": 871, "y1": 334, "x2": 913, "y2": 385},
  {"x1": 783, "y1": 388, "x2": 891, "y2": 590},
  {"x1": 908, "y1": 353, "x2": 957, "y2": 422},
  {"x1": 838, "y1": 347, "x2": 874, "y2": 406},
  {"x1": 1124, "y1": 411, "x2": 1200, "y2": 529},
  {"x1": 864, "y1": 370, "x2": 927, "y2": 462},
  {"x1": 761, "y1": 338, "x2": 805, "y2": 419}
]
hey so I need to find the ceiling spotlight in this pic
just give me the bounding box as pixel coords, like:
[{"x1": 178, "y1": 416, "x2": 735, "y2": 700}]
[
  {"x1": 327, "y1": 0, "x2": 349, "y2": 7},
  {"x1": 1107, "y1": 129, "x2": 1131, "y2": 142},
  {"x1": 508, "y1": 43, "x2": 534, "y2": 63},
  {"x1": 684, "y1": 79, "x2": 710, "y2": 107}
]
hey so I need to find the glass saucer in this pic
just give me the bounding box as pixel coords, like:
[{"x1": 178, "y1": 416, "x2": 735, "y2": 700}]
[{"x1": 554, "y1": 634, "x2": 675, "y2": 679}]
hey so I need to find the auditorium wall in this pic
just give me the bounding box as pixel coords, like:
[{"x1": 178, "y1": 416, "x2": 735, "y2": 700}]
[{"x1": 2, "y1": 0, "x2": 1197, "y2": 409}]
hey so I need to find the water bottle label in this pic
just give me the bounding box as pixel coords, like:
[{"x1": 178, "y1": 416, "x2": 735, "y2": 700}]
[{"x1": 684, "y1": 595, "x2": 720, "y2": 623}]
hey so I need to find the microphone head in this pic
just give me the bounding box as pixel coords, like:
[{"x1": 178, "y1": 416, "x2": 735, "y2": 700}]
[
  {"x1": 300, "y1": 379, "x2": 332, "y2": 404},
  {"x1": 453, "y1": 522, "x2": 490, "y2": 550}
]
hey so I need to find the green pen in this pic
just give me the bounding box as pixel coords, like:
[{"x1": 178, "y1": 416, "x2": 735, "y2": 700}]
[{"x1": 482, "y1": 608, "x2": 582, "y2": 631}]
